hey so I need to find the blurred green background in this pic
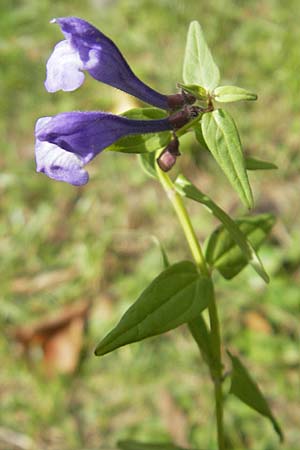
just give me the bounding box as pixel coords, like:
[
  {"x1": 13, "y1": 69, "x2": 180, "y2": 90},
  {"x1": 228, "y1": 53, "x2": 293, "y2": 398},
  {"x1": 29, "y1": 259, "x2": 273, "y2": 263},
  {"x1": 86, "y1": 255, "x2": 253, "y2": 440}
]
[{"x1": 0, "y1": 0, "x2": 299, "y2": 449}]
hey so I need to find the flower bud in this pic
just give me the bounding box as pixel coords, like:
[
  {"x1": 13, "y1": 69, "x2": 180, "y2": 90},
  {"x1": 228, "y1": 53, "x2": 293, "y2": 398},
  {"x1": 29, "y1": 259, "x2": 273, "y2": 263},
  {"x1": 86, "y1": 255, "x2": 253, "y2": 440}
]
[
  {"x1": 157, "y1": 137, "x2": 180, "y2": 172},
  {"x1": 167, "y1": 92, "x2": 196, "y2": 110}
]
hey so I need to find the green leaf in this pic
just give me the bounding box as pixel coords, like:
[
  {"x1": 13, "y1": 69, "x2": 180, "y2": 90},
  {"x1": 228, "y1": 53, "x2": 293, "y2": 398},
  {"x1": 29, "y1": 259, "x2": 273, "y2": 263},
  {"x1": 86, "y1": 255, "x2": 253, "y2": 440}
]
[
  {"x1": 194, "y1": 124, "x2": 209, "y2": 151},
  {"x1": 106, "y1": 108, "x2": 171, "y2": 154},
  {"x1": 118, "y1": 440, "x2": 195, "y2": 450},
  {"x1": 183, "y1": 21, "x2": 220, "y2": 92},
  {"x1": 95, "y1": 261, "x2": 213, "y2": 356},
  {"x1": 228, "y1": 351, "x2": 283, "y2": 442},
  {"x1": 151, "y1": 236, "x2": 171, "y2": 269},
  {"x1": 177, "y1": 83, "x2": 208, "y2": 100},
  {"x1": 188, "y1": 316, "x2": 214, "y2": 368},
  {"x1": 201, "y1": 109, "x2": 253, "y2": 209},
  {"x1": 214, "y1": 85, "x2": 257, "y2": 103},
  {"x1": 175, "y1": 175, "x2": 269, "y2": 283},
  {"x1": 205, "y1": 213, "x2": 275, "y2": 280},
  {"x1": 245, "y1": 157, "x2": 278, "y2": 171},
  {"x1": 138, "y1": 151, "x2": 158, "y2": 179}
]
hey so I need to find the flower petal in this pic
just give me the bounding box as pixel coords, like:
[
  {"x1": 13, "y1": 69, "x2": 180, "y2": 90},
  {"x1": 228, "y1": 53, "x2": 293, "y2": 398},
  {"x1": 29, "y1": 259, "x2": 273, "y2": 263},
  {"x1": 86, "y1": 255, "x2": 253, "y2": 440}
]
[
  {"x1": 35, "y1": 112, "x2": 172, "y2": 185},
  {"x1": 46, "y1": 17, "x2": 169, "y2": 109},
  {"x1": 45, "y1": 40, "x2": 85, "y2": 92},
  {"x1": 36, "y1": 111, "x2": 172, "y2": 159},
  {"x1": 35, "y1": 118, "x2": 89, "y2": 185}
]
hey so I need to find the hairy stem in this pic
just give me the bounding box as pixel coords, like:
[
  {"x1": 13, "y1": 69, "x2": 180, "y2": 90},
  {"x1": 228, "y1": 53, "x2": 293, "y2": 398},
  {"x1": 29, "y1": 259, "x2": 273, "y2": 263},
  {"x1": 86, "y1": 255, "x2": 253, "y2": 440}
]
[{"x1": 156, "y1": 162, "x2": 225, "y2": 450}]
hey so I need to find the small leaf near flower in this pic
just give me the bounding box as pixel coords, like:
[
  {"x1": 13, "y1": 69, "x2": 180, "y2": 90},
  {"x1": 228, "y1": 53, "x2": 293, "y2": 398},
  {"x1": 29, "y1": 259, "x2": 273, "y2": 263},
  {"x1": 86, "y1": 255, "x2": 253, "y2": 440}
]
[
  {"x1": 177, "y1": 83, "x2": 208, "y2": 101},
  {"x1": 183, "y1": 21, "x2": 220, "y2": 92},
  {"x1": 214, "y1": 85, "x2": 257, "y2": 103}
]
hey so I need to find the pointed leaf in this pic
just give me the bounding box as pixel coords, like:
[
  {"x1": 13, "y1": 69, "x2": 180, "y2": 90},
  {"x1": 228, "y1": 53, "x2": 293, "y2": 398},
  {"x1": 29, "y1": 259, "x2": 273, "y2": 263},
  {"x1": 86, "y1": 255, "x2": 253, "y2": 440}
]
[
  {"x1": 95, "y1": 261, "x2": 213, "y2": 356},
  {"x1": 183, "y1": 21, "x2": 220, "y2": 92},
  {"x1": 151, "y1": 236, "x2": 171, "y2": 269},
  {"x1": 214, "y1": 85, "x2": 257, "y2": 103},
  {"x1": 228, "y1": 351, "x2": 283, "y2": 441},
  {"x1": 106, "y1": 108, "x2": 171, "y2": 154},
  {"x1": 177, "y1": 83, "x2": 208, "y2": 100},
  {"x1": 245, "y1": 157, "x2": 278, "y2": 171},
  {"x1": 175, "y1": 175, "x2": 269, "y2": 282},
  {"x1": 201, "y1": 109, "x2": 253, "y2": 209},
  {"x1": 205, "y1": 214, "x2": 275, "y2": 279}
]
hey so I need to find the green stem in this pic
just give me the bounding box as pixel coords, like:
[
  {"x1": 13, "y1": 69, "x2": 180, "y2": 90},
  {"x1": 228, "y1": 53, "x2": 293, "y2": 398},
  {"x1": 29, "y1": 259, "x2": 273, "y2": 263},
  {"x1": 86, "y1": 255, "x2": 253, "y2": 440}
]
[
  {"x1": 209, "y1": 289, "x2": 225, "y2": 450},
  {"x1": 156, "y1": 162, "x2": 225, "y2": 450},
  {"x1": 155, "y1": 165, "x2": 208, "y2": 275}
]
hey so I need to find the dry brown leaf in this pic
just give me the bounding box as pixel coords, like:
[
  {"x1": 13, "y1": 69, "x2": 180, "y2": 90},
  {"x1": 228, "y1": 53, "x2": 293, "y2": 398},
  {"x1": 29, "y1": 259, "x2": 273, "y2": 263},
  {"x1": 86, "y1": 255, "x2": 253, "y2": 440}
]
[
  {"x1": 244, "y1": 310, "x2": 272, "y2": 334},
  {"x1": 11, "y1": 268, "x2": 77, "y2": 295},
  {"x1": 13, "y1": 300, "x2": 91, "y2": 375}
]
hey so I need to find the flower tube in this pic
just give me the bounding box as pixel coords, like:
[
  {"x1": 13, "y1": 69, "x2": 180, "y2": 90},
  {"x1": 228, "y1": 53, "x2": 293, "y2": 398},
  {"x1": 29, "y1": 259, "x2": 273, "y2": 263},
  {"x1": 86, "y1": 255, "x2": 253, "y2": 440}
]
[{"x1": 35, "y1": 111, "x2": 173, "y2": 185}]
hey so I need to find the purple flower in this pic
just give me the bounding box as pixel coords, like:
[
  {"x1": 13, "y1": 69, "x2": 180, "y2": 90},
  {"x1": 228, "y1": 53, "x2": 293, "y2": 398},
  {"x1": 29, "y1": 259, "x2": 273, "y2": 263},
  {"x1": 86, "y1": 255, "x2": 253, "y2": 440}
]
[
  {"x1": 45, "y1": 17, "x2": 170, "y2": 110},
  {"x1": 35, "y1": 112, "x2": 172, "y2": 186}
]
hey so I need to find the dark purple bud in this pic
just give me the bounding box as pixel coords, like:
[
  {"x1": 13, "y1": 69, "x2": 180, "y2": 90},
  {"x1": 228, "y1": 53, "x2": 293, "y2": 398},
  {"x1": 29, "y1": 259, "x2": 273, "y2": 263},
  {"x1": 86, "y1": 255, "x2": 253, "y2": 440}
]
[
  {"x1": 168, "y1": 108, "x2": 192, "y2": 130},
  {"x1": 35, "y1": 112, "x2": 172, "y2": 185},
  {"x1": 157, "y1": 136, "x2": 180, "y2": 172},
  {"x1": 167, "y1": 92, "x2": 196, "y2": 110},
  {"x1": 45, "y1": 17, "x2": 170, "y2": 110}
]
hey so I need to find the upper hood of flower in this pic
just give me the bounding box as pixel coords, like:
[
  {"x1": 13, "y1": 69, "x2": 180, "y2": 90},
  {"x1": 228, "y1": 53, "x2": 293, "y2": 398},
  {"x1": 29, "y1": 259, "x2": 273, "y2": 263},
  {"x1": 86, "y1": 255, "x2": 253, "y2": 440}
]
[{"x1": 45, "y1": 17, "x2": 170, "y2": 110}]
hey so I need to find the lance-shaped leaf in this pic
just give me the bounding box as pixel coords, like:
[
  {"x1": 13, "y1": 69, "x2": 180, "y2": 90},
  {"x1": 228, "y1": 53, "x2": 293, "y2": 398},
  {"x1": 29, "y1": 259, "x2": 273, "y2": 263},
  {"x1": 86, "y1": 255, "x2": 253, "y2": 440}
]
[
  {"x1": 95, "y1": 261, "x2": 213, "y2": 356},
  {"x1": 245, "y1": 157, "x2": 278, "y2": 171},
  {"x1": 214, "y1": 85, "x2": 257, "y2": 103},
  {"x1": 106, "y1": 108, "x2": 171, "y2": 154},
  {"x1": 228, "y1": 351, "x2": 283, "y2": 442},
  {"x1": 183, "y1": 21, "x2": 220, "y2": 92},
  {"x1": 205, "y1": 213, "x2": 275, "y2": 280},
  {"x1": 201, "y1": 109, "x2": 253, "y2": 209},
  {"x1": 175, "y1": 175, "x2": 269, "y2": 282}
]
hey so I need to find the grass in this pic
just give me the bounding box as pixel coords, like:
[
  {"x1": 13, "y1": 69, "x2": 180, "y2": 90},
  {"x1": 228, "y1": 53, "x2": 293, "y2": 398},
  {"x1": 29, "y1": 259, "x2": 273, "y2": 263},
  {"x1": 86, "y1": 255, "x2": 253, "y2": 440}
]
[{"x1": 0, "y1": 0, "x2": 299, "y2": 449}]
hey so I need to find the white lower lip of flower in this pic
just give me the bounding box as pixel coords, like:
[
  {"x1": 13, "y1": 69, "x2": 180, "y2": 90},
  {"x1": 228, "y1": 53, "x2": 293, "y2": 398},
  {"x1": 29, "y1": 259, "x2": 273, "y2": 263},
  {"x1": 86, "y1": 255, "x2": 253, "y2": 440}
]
[
  {"x1": 35, "y1": 117, "x2": 89, "y2": 186},
  {"x1": 45, "y1": 40, "x2": 85, "y2": 92}
]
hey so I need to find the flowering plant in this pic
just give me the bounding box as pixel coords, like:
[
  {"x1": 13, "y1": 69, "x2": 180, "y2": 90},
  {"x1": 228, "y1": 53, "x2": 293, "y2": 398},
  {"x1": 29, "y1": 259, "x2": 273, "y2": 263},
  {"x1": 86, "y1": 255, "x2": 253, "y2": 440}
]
[{"x1": 36, "y1": 17, "x2": 282, "y2": 450}]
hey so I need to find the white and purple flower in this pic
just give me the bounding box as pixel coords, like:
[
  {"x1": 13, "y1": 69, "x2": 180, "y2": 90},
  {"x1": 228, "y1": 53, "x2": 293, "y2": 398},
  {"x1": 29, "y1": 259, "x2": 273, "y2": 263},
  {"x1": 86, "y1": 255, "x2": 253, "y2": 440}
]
[
  {"x1": 45, "y1": 17, "x2": 170, "y2": 109},
  {"x1": 35, "y1": 17, "x2": 195, "y2": 186},
  {"x1": 35, "y1": 112, "x2": 173, "y2": 185}
]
